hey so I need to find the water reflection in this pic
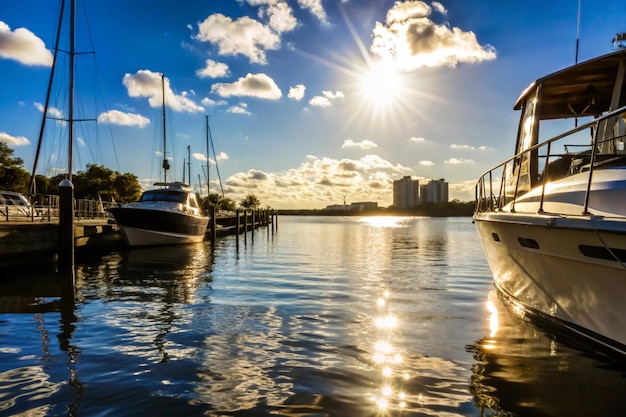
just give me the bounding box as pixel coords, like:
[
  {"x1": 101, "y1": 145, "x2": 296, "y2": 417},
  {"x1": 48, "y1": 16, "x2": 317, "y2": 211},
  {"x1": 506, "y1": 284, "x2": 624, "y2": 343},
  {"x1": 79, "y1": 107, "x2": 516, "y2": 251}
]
[{"x1": 469, "y1": 290, "x2": 626, "y2": 416}]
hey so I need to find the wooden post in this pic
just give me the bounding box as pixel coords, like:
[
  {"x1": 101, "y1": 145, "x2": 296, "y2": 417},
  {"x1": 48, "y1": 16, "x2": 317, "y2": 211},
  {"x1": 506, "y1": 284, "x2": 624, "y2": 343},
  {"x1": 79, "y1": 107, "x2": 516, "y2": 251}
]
[
  {"x1": 251, "y1": 210, "x2": 255, "y2": 240},
  {"x1": 235, "y1": 209, "x2": 240, "y2": 247},
  {"x1": 209, "y1": 205, "x2": 216, "y2": 244},
  {"x1": 58, "y1": 178, "x2": 74, "y2": 273},
  {"x1": 243, "y1": 209, "x2": 248, "y2": 242}
]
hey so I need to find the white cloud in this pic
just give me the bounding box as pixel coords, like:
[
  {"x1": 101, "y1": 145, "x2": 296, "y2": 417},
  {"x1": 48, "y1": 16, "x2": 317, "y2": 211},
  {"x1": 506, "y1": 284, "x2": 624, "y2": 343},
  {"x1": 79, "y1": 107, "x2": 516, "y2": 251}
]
[
  {"x1": 196, "y1": 59, "x2": 230, "y2": 78},
  {"x1": 34, "y1": 102, "x2": 63, "y2": 119},
  {"x1": 0, "y1": 21, "x2": 53, "y2": 66},
  {"x1": 248, "y1": 0, "x2": 298, "y2": 33},
  {"x1": 0, "y1": 132, "x2": 30, "y2": 146},
  {"x1": 211, "y1": 73, "x2": 282, "y2": 100},
  {"x1": 408, "y1": 136, "x2": 426, "y2": 143},
  {"x1": 431, "y1": 1, "x2": 447, "y2": 15},
  {"x1": 122, "y1": 70, "x2": 205, "y2": 113},
  {"x1": 228, "y1": 103, "x2": 251, "y2": 115},
  {"x1": 195, "y1": 14, "x2": 280, "y2": 64},
  {"x1": 450, "y1": 143, "x2": 474, "y2": 150},
  {"x1": 451, "y1": 143, "x2": 493, "y2": 151},
  {"x1": 288, "y1": 84, "x2": 306, "y2": 100},
  {"x1": 297, "y1": 0, "x2": 328, "y2": 24},
  {"x1": 419, "y1": 160, "x2": 434, "y2": 166},
  {"x1": 193, "y1": 151, "x2": 229, "y2": 164},
  {"x1": 222, "y1": 153, "x2": 412, "y2": 209},
  {"x1": 445, "y1": 157, "x2": 475, "y2": 164},
  {"x1": 370, "y1": 1, "x2": 496, "y2": 70},
  {"x1": 97, "y1": 110, "x2": 150, "y2": 127},
  {"x1": 342, "y1": 139, "x2": 378, "y2": 149},
  {"x1": 309, "y1": 90, "x2": 344, "y2": 107}
]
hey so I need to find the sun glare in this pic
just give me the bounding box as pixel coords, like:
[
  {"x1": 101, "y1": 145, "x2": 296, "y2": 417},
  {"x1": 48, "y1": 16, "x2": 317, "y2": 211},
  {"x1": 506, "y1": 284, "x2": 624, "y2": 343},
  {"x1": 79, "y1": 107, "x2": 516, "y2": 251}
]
[{"x1": 359, "y1": 61, "x2": 404, "y2": 110}]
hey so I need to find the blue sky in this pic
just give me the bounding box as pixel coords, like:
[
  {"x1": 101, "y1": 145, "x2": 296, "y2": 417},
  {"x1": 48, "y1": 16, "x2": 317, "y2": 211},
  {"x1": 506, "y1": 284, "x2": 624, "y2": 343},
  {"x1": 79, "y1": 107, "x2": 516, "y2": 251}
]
[{"x1": 0, "y1": 0, "x2": 624, "y2": 209}]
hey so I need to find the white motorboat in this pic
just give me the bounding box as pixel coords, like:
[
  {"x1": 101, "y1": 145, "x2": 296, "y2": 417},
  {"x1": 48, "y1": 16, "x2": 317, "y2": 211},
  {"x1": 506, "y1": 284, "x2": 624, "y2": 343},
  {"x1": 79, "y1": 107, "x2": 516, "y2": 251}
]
[
  {"x1": 109, "y1": 74, "x2": 208, "y2": 247},
  {"x1": 109, "y1": 182, "x2": 207, "y2": 247},
  {"x1": 474, "y1": 45, "x2": 626, "y2": 355}
]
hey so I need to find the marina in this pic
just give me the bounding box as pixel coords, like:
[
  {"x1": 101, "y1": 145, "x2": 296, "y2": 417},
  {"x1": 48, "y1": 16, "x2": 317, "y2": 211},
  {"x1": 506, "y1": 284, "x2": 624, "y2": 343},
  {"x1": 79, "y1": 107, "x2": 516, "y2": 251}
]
[{"x1": 2, "y1": 216, "x2": 626, "y2": 416}]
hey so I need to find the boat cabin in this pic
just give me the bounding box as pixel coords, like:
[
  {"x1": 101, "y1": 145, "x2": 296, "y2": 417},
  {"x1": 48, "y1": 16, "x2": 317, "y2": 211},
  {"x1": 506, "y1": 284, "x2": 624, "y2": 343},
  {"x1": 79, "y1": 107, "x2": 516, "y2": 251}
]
[
  {"x1": 509, "y1": 49, "x2": 626, "y2": 195},
  {"x1": 139, "y1": 182, "x2": 202, "y2": 215}
]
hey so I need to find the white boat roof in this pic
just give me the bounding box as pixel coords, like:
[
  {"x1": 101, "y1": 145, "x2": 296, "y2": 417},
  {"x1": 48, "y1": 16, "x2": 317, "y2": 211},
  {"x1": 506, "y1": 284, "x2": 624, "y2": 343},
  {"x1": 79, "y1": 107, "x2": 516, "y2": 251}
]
[
  {"x1": 514, "y1": 49, "x2": 626, "y2": 120},
  {"x1": 152, "y1": 182, "x2": 191, "y2": 191}
]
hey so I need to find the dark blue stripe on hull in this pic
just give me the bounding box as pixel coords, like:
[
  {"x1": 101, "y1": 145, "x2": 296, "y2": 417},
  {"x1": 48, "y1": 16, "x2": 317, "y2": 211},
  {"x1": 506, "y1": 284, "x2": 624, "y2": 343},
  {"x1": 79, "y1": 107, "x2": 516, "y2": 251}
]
[{"x1": 109, "y1": 208, "x2": 208, "y2": 236}]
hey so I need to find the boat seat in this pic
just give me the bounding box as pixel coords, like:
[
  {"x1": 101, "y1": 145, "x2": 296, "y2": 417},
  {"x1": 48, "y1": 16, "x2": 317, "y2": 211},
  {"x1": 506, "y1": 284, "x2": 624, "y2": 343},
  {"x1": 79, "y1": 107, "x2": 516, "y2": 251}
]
[{"x1": 541, "y1": 154, "x2": 575, "y2": 182}]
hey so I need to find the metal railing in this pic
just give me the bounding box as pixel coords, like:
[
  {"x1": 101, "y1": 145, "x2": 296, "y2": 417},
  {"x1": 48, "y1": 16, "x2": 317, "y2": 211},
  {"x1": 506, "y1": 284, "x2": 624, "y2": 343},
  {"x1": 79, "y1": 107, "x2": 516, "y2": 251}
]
[
  {"x1": 475, "y1": 105, "x2": 626, "y2": 216},
  {"x1": 0, "y1": 194, "x2": 117, "y2": 222}
]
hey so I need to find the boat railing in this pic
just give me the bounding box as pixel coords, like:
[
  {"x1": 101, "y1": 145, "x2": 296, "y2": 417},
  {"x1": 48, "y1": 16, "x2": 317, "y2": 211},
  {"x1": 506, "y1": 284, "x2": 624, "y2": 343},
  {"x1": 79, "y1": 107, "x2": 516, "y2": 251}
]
[
  {"x1": 0, "y1": 194, "x2": 117, "y2": 222},
  {"x1": 475, "y1": 104, "x2": 626, "y2": 216}
]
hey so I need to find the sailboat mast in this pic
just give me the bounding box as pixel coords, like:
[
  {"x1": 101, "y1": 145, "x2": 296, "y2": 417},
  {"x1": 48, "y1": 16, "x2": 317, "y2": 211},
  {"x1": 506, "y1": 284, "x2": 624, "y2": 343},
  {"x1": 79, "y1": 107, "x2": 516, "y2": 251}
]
[
  {"x1": 161, "y1": 74, "x2": 170, "y2": 182},
  {"x1": 68, "y1": 0, "x2": 76, "y2": 180},
  {"x1": 187, "y1": 145, "x2": 191, "y2": 186},
  {"x1": 205, "y1": 115, "x2": 210, "y2": 196}
]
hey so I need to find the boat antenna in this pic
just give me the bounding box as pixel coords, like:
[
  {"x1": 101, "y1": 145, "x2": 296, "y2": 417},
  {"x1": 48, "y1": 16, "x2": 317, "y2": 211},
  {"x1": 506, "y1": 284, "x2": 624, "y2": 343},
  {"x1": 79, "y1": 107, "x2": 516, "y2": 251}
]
[
  {"x1": 575, "y1": 0, "x2": 581, "y2": 64},
  {"x1": 161, "y1": 73, "x2": 170, "y2": 182}
]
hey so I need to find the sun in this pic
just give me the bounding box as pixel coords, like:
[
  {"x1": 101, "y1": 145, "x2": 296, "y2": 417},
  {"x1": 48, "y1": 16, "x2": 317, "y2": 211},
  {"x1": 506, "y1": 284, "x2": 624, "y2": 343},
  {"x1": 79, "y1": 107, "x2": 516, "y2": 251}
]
[{"x1": 358, "y1": 61, "x2": 404, "y2": 111}]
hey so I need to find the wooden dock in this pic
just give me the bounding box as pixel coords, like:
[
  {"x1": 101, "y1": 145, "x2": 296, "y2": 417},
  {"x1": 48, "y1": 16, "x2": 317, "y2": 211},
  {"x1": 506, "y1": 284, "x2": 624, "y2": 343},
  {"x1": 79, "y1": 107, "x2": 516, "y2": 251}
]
[{"x1": 0, "y1": 210, "x2": 275, "y2": 266}]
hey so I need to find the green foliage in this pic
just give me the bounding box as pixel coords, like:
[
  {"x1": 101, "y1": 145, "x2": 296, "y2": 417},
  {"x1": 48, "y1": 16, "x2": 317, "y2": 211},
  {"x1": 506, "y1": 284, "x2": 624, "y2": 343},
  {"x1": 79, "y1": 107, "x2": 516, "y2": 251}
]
[
  {"x1": 0, "y1": 144, "x2": 142, "y2": 202},
  {"x1": 240, "y1": 193, "x2": 261, "y2": 210},
  {"x1": 200, "y1": 193, "x2": 237, "y2": 212},
  {"x1": 0, "y1": 142, "x2": 30, "y2": 193}
]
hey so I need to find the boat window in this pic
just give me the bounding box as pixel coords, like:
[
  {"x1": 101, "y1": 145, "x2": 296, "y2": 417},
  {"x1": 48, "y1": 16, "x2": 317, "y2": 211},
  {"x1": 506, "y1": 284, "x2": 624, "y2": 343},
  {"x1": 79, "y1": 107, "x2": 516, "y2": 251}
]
[
  {"x1": 507, "y1": 88, "x2": 538, "y2": 198},
  {"x1": 140, "y1": 191, "x2": 186, "y2": 203}
]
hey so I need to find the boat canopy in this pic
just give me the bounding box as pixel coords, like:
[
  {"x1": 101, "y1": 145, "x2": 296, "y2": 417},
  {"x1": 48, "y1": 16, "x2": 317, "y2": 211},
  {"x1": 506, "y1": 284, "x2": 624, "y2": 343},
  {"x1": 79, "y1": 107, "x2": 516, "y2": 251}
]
[{"x1": 514, "y1": 50, "x2": 626, "y2": 120}]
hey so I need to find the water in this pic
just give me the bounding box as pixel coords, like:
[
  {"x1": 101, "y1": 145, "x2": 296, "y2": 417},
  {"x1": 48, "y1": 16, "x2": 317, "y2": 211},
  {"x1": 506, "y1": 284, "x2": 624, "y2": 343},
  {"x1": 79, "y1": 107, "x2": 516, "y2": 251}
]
[{"x1": 1, "y1": 216, "x2": 626, "y2": 416}]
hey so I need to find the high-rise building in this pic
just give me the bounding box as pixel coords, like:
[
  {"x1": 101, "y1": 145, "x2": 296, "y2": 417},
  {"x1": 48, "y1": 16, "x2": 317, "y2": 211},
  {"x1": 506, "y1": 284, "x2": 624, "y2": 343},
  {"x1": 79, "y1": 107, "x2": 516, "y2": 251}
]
[
  {"x1": 420, "y1": 178, "x2": 449, "y2": 203},
  {"x1": 393, "y1": 176, "x2": 419, "y2": 208}
]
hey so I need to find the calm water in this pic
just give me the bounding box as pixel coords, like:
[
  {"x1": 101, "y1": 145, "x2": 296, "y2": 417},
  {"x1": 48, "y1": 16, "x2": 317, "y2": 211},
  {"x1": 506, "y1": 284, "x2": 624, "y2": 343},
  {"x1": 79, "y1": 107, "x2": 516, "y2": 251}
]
[{"x1": 2, "y1": 216, "x2": 626, "y2": 416}]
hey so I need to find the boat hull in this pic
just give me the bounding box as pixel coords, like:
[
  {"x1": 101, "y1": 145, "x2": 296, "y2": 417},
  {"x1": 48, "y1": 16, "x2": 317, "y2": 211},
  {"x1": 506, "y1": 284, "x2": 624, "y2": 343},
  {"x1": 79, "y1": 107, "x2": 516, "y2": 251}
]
[
  {"x1": 474, "y1": 212, "x2": 626, "y2": 354},
  {"x1": 109, "y1": 207, "x2": 208, "y2": 247}
]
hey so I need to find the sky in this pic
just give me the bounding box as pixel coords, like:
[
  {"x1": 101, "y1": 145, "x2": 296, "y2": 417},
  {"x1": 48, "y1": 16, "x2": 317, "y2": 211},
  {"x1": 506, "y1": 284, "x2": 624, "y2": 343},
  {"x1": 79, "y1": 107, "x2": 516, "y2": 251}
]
[{"x1": 0, "y1": 0, "x2": 625, "y2": 209}]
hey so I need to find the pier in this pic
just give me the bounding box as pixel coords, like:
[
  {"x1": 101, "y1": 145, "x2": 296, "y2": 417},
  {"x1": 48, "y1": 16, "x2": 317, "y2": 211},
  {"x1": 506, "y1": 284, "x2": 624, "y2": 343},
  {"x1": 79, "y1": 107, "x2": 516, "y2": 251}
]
[{"x1": 0, "y1": 204, "x2": 276, "y2": 266}]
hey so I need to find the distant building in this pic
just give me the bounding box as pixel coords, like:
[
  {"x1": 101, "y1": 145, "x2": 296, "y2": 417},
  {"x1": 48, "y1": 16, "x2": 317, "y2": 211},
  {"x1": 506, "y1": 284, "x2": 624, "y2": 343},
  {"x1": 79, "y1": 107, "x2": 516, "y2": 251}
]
[
  {"x1": 351, "y1": 202, "x2": 378, "y2": 211},
  {"x1": 393, "y1": 176, "x2": 419, "y2": 208},
  {"x1": 324, "y1": 202, "x2": 378, "y2": 212},
  {"x1": 420, "y1": 178, "x2": 449, "y2": 204},
  {"x1": 325, "y1": 204, "x2": 351, "y2": 211}
]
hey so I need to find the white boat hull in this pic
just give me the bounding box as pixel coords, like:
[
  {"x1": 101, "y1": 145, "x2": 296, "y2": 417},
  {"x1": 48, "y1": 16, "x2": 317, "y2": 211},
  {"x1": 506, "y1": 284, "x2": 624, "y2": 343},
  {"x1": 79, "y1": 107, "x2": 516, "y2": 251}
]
[
  {"x1": 119, "y1": 225, "x2": 206, "y2": 247},
  {"x1": 475, "y1": 213, "x2": 626, "y2": 354}
]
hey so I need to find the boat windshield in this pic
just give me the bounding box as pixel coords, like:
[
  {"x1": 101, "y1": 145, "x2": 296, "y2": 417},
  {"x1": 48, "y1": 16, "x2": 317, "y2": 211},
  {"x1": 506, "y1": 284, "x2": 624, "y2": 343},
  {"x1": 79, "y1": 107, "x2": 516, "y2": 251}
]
[{"x1": 140, "y1": 190, "x2": 187, "y2": 203}]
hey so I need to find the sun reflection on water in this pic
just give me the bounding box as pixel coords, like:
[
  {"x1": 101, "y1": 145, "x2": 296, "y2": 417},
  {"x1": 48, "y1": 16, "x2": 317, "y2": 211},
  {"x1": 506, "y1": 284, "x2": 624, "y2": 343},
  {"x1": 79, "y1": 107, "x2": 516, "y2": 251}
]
[{"x1": 370, "y1": 289, "x2": 408, "y2": 412}]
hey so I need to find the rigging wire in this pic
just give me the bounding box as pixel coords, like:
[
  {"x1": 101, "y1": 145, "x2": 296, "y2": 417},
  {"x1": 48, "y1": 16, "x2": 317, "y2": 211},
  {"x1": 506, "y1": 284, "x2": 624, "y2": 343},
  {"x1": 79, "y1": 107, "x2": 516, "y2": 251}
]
[{"x1": 207, "y1": 117, "x2": 225, "y2": 198}]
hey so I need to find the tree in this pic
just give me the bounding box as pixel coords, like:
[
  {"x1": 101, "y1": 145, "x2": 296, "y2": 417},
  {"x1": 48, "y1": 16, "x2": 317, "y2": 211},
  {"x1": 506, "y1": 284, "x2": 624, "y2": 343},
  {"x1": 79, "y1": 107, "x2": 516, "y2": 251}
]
[
  {"x1": 114, "y1": 172, "x2": 142, "y2": 202},
  {"x1": 200, "y1": 193, "x2": 237, "y2": 213},
  {"x1": 240, "y1": 193, "x2": 261, "y2": 210},
  {"x1": 0, "y1": 142, "x2": 30, "y2": 193}
]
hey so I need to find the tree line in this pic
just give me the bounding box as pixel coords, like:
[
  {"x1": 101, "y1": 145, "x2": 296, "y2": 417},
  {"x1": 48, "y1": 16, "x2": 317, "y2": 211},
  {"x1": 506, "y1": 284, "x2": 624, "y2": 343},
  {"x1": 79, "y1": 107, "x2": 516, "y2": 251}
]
[{"x1": 0, "y1": 142, "x2": 263, "y2": 212}]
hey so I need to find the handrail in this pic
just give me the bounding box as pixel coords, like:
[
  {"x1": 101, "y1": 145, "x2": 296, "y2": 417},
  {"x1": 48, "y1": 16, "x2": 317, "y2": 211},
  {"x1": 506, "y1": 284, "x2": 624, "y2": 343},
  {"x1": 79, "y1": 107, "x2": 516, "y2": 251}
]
[
  {"x1": 0, "y1": 194, "x2": 117, "y2": 222},
  {"x1": 475, "y1": 104, "x2": 626, "y2": 216}
]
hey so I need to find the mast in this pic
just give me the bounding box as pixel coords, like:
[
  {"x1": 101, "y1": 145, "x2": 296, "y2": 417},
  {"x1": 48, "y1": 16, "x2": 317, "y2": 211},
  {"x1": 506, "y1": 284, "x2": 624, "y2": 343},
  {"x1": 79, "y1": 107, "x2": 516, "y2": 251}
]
[
  {"x1": 68, "y1": 0, "x2": 76, "y2": 180},
  {"x1": 205, "y1": 115, "x2": 210, "y2": 196},
  {"x1": 187, "y1": 145, "x2": 191, "y2": 186},
  {"x1": 30, "y1": 0, "x2": 66, "y2": 194},
  {"x1": 161, "y1": 74, "x2": 170, "y2": 182}
]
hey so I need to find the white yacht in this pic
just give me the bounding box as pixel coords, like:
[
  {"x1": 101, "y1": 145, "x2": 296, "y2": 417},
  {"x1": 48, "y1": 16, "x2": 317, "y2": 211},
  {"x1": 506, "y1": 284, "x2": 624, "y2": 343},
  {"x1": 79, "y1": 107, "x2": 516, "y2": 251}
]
[{"x1": 474, "y1": 46, "x2": 626, "y2": 355}]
